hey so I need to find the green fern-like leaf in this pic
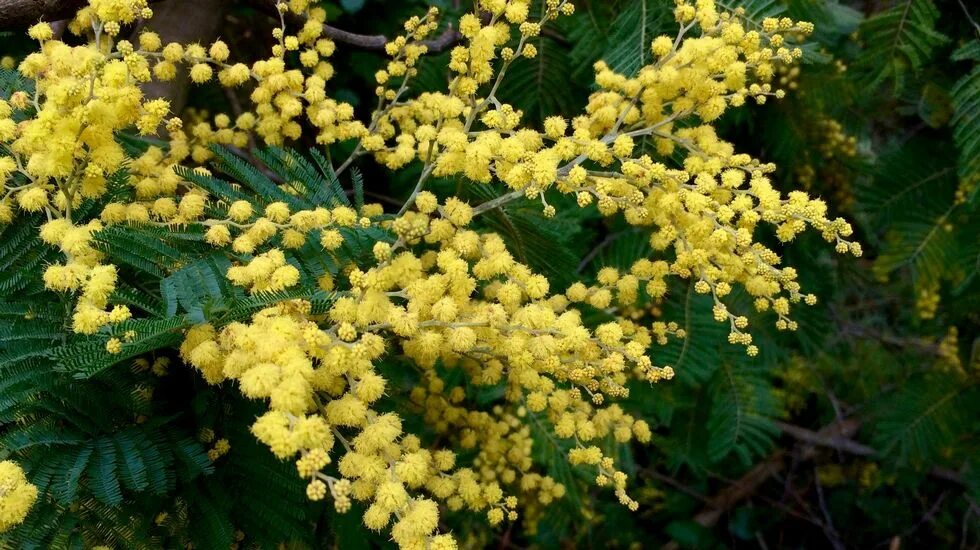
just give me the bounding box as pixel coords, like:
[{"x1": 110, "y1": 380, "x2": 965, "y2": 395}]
[
  {"x1": 87, "y1": 438, "x2": 123, "y2": 505},
  {"x1": 254, "y1": 147, "x2": 349, "y2": 208},
  {"x1": 94, "y1": 225, "x2": 200, "y2": 279},
  {"x1": 160, "y1": 254, "x2": 235, "y2": 323},
  {"x1": 874, "y1": 207, "x2": 956, "y2": 285},
  {"x1": 209, "y1": 145, "x2": 306, "y2": 210},
  {"x1": 49, "y1": 316, "x2": 189, "y2": 378},
  {"x1": 724, "y1": 0, "x2": 837, "y2": 65},
  {"x1": 351, "y1": 166, "x2": 365, "y2": 210},
  {"x1": 0, "y1": 67, "x2": 34, "y2": 104},
  {"x1": 215, "y1": 425, "x2": 318, "y2": 547},
  {"x1": 175, "y1": 164, "x2": 253, "y2": 205},
  {"x1": 949, "y1": 55, "x2": 980, "y2": 195},
  {"x1": 857, "y1": 138, "x2": 960, "y2": 286},
  {"x1": 856, "y1": 140, "x2": 957, "y2": 226},
  {"x1": 872, "y1": 377, "x2": 975, "y2": 464},
  {"x1": 0, "y1": 218, "x2": 58, "y2": 295},
  {"x1": 659, "y1": 284, "x2": 728, "y2": 385},
  {"x1": 706, "y1": 361, "x2": 781, "y2": 464},
  {"x1": 310, "y1": 148, "x2": 353, "y2": 207},
  {"x1": 221, "y1": 287, "x2": 337, "y2": 322},
  {"x1": 498, "y1": 35, "x2": 581, "y2": 123},
  {"x1": 601, "y1": 0, "x2": 673, "y2": 76},
  {"x1": 113, "y1": 431, "x2": 149, "y2": 493},
  {"x1": 952, "y1": 40, "x2": 980, "y2": 62},
  {"x1": 785, "y1": 0, "x2": 862, "y2": 42},
  {"x1": 111, "y1": 283, "x2": 167, "y2": 317},
  {"x1": 718, "y1": 0, "x2": 786, "y2": 23},
  {"x1": 58, "y1": 443, "x2": 94, "y2": 503},
  {"x1": 853, "y1": 0, "x2": 949, "y2": 92}
]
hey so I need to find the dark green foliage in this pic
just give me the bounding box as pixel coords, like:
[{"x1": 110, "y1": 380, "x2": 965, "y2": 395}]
[
  {"x1": 567, "y1": 0, "x2": 674, "y2": 78},
  {"x1": 858, "y1": 139, "x2": 961, "y2": 286},
  {"x1": 498, "y1": 33, "x2": 581, "y2": 122},
  {"x1": 853, "y1": 0, "x2": 949, "y2": 92},
  {"x1": 872, "y1": 376, "x2": 976, "y2": 464},
  {"x1": 705, "y1": 361, "x2": 781, "y2": 464},
  {"x1": 950, "y1": 44, "x2": 980, "y2": 186}
]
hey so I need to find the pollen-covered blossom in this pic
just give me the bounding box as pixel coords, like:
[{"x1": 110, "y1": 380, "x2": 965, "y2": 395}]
[
  {"x1": 0, "y1": 461, "x2": 38, "y2": 532},
  {"x1": 353, "y1": 0, "x2": 860, "y2": 354},
  {"x1": 0, "y1": 0, "x2": 353, "y2": 333},
  {"x1": 182, "y1": 193, "x2": 668, "y2": 544}
]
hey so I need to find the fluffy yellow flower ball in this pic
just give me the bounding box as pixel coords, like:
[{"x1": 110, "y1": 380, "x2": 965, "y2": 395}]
[{"x1": 0, "y1": 461, "x2": 38, "y2": 532}]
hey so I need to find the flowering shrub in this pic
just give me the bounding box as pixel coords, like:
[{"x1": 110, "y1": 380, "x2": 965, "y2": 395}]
[{"x1": 0, "y1": 0, "x2": 974, "y2": 548}]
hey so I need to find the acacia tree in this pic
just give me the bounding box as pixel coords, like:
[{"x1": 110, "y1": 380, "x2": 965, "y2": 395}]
[{"x1": 0, "y1": 0, "x2": 977, "y2": 548}]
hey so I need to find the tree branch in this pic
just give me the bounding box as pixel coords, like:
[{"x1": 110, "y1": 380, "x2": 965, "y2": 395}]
[
  {"x1": 773, "y1": 420, "x2": 876, "y2": 457},
  {"x1": 661, "y1": 418, "x2": 864, "y2": 550},
  {"x1": 0, "y1": 0, "x2": 171, "y2": 28},
  {"x1": 322, "y1": 23, "x2": 460, "y2": 52},
  {"x1": 661, "y1": 416, "x2": 966, "y2": 549},
  {"x1": 0, "y1": 0, "x2": 463, "y2": 53},
  {"x1": 243, "y1": 0, "x2": 463, "y2": 53},
  {"x1": 776, "y1": 419, "x2": 963, "y2": 484},
  {"x1": 0, "y1": 0, "x2": 81, "y2": 28}
]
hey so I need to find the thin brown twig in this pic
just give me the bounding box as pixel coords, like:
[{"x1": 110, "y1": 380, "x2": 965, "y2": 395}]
[
  {"x1": 49, "y1": 19, "x2": 67, "y2": 39},
  {"x1": 773, "y1": 420, "x2": 876, "y2": 457},
  {"x1": 246, "y1": 0, "x2": 462, "y2": 53},
  {"x1": 661, "y1": 418, "x2": 867, "y2": 550},
  {"x1": 960, "y1": 498, "x2": 978, "y2": 549},
  {"x1": 813, "y1": 466, "x2": 846, "y2": 550},
  {"x1": 645, "y1": 469, "x2": 709, "y2": 503},
  {"x1": 900, "y1": 491, "x2": 948, "y2": 540},
  {"x1": 954, "y1": 0, "x2": 980, "y2": 38}
]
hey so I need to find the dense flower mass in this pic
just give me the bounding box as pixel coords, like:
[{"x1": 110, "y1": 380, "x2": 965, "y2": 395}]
[
  {"x1": 0, "y1": 0, "x2": 861, "y2": 545},
  {"x1": 0, "y1": 461, "x2": 37, "y2": 532}
]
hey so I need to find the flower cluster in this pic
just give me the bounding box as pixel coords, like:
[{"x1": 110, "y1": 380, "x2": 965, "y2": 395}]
[
  {"x1": 0, "y1": 0, "x2": 349, "y2": 333},
  {"x1": 180, "y1": 190, "x2": 669, "y2": 544},
  {"x1": 345, "y1": 0, "x2": 861, "y2": 354},
  {"x1": 0, "y1": 461, "x2": 37, "y2": 533}
]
